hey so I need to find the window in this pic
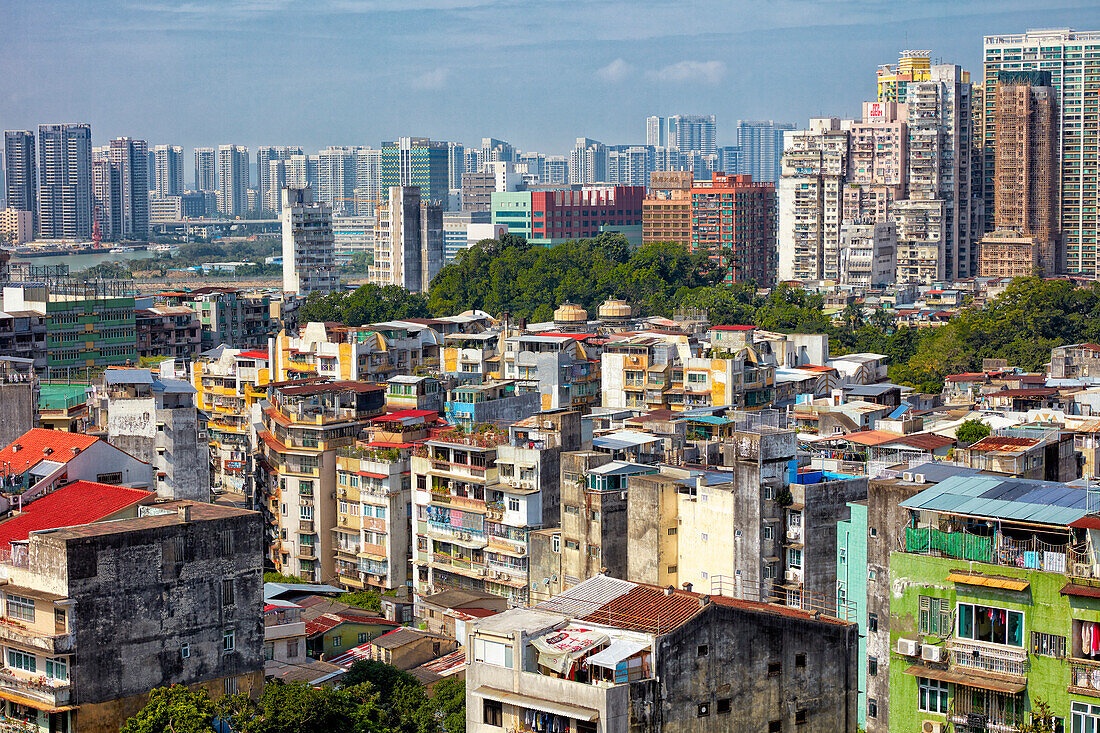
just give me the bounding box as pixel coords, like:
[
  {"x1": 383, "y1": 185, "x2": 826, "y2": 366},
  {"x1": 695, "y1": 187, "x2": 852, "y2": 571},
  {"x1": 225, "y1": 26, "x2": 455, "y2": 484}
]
[
  {"x1": 868, "y1": 568, "x2": 877, "y2": 580},
  {"x1": 564, "y1": 505, "x2": 579, "y2": 515},
  {"x1": 96, "y1": 472, "x2": 123, "y2": 484},
  {"x1": 551, "y1": 535, "x2": 560, "y2": 553},
  {"x1": 565, "y1": 539, "x2": 580, "y2": 551},
  {"x1": 482, "y1": 700, "x2": 503, "y2": 727},
  {"x1": 867, "y1": 699, "x2": 877, "y2": 718},
  {"x1": 590, "y1": 510, "x2": 600, "y2": 521},
  {"x1": 299, "y1": 505, "x2": 313, "y2": 520},
  {"x1": 223, "y1": 630, "x2": 235, "y2": 653},
  {"x1": 957, "y1": 603, "x2": 1024, "y2": 647},
  {"x1": 6, "y1": 594, "x2": 34, "y2": 622},
  {"x1": 332, "y1": 635, "x2": 342, "y2": 648},
  {"x1": 920, "y1": 596, "x2": 952, "y2": 636},
  {"x1": 795, "y1": 709, "x2": 807, "y2": 725},
  {"x1": 700, "y1": 533, "x2": 708, "y2": 542},
  {"x1": 224, "y1": 677, "x2": 237, "y2": 695},
  {"x1": 472, "y1": 638, "x2": 513, "y2": 668},
  {"x1": 697, "y1": 644, "x2": 709, "y2": 657},
  {"x1": 767, "y1": 661, "x2": 781, "y2": 677},
  {"x1": 697, "y1": 702, "x2": 710, "y2": 717},
  {"x1": 1032, "y1": 631, "x2": 1066, "y2": 658},
  {"x1": 787, "y1": 549, "x2": 802, "y2": 568},
  {"x1": 769, "y1": 722, "x2": 782, "y2": 733},
  {"x1": 763, "y1": 525, "x2": 774, "y2": 540},
  {"x1": 868, "y1": 656, "x2": 878, "y2": 676},
  {"x1": 286, "y1": 640, "x2": 299, "y2": 658},
  {"x1": 918, "y1": 677, "x2": 949, "y2": 714},
  {"x1": 221, "y1": 530, "x2": 233, "y2": 556},
  {"x1": 587, "y1": 545, "x2": 600, "y2": 558},
  {"x1": 222, "y1": 579, "x2": 234, "y2": 606},
  {"x1": 264, "y1": 643, "x2": 274, "y2": 661},
  {"x1": 795, "y1": 653, "x2": 806, "y2": 668},
  {"x1": 7, "y1": 650, "x2": 34, "y2": 673},
  {"x1": 717, "y1": 698, "x2": 731, "y2": 714},
  {"x1": 359, "y1": 633, "x2": 368, "y2": 644},
  {"x1": 868, "y1": 614, "x2": 878, "y2": 633},
  {"x1": 667, "y1": 565, "x2": 678, "y2": 574},
  {"x1": 763, "y1": 486, "x2": 775, "y2": 500},
  {"x1": 667, "y1": 527, "x2": 677, "y2": 536},
  {"x1": 869, "y1": 527, "x2": 878, "y2": 538},
  {"x1": 181, "y1": 643, "x2": 190, "y2": 659}
]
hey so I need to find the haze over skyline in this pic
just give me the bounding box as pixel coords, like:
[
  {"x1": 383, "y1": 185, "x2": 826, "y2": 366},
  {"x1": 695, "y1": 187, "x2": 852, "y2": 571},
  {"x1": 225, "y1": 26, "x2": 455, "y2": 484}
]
[{"x1": 4, "y1": 0, "x2": 1100, "y2": 156}]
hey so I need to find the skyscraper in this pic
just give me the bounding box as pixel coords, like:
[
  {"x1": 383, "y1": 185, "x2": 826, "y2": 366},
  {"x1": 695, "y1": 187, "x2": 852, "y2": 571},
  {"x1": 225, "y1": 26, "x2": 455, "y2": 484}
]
[
  {"x1": 92, "y1": 146, "x2": 118, "y2": 241},
  {"x1": 153, "y1": 145, "x2": 184, "y2": 198},
  {"x1": 370, "y1": 186, "x2": 443, "y2": 292},
  {"x1": 216, "y1": 145, "x2": 249, "y2": 216},
  {"x1": 989, "y1": 70, "x2": 1060, "y2": 274},
  {"x1": 354, "y1": 148, "x2": 383, "y2": 216},
  {"x1": 380, "y1": 138, "x2": 449, "y2": 209},
  {"x1": 194, "y1": 148, "x2": 216, "y2": 192},
  {"x1": 4, "y1": 130, "x2": 37, "y2": 233},
  {"x1": 478, "y1": 138, "x2": 517, "y2": 169},
  {"x1": 316, "y1": 146, "x2": 361, "y2": 216},
  {"x1": 257, "y1": 146, "x2": 302, "y2": 212},
  {"x1": 692, "y1": 173, "x2": 777, "y2": 285},
  {"x1": 109, "y1": 137, "x2": 150, "y2": 240},
  {"x1": 447, "y1": 142, "x2": 465, "y2": 192},
  {"x1": 569, "y1": 138, "x2": 608, "y2": 184},
  {"x1": 281, "y1": 186, "x2": 339, "y2": 296},
  {"x1": 607, "y1": 146, "x2": 653, "y2": 187},
  {"x1": 736, "y1": 120, "x2": 796, "y2": 183},
  {"x1": 37, "y1": 123, "x2": 92, "y2": 239},
  {"x1": 983, "y1": 29, "x2": 1100, "y2": 277},
  {"x1": 646, "y1": 115, "x2": 717, "y2": 155}
]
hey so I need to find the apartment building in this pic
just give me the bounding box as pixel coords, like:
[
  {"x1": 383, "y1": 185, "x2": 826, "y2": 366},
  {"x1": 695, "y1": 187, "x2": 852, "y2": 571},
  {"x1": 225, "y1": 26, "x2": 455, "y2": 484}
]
[
  {"x1": 189, "y1": 347, "x2": 271, "y2": 495},
  {"x1": 490, "y1": 186, "x2": 644, "y2": 247},
  {"x1": 370, "y1": 186, "x2": 444, "y2": 293},
  {"x1": 134, "y1": 305, "x2": 200, "y2": 361},
  {"x1": 0, "y1": 498, "x2": 263, "y2": 733},
  {"x1": 834, "y1": 221, "x2": 898, "y2": 288},
  {"x1": 691, "y1": 173, "x2": 777, "y2": 285},
  {"x1": 444, "y1": 381, "x2": 540, "y2": 433},
  {"x1": 333, "y1": 441, "x2": 413, "y2": 592},
  {"x1": 978, "y1": 231, "x2": 1041, "y2": 278},
  {"x1": 0, "y1": 428, "x2": 154, "y2": 500},
  {"x1": 441, "y1": 331, "x2": 500, "y2": 378},
  {"x1": 641, "y1": 171, "x2": 693, "y2": 248},
  {"x1": 500, "y1": 332, "x2": 601, "y2": 412},
  {"x1": 256, "y1": 380, "x2": 386, "y2": 583},
  {"x1": 281, "y1": 186, "x2": 340, "y2": 296},
  {"x1": 270, "y1": 320, "x2": 440, "y2": 383},
  {"x1": 465, "y1": 574, "x2": 858, "y2": 733},
  {"x1": 174, "y1": 287, "x2": 279, "y2": 351}
]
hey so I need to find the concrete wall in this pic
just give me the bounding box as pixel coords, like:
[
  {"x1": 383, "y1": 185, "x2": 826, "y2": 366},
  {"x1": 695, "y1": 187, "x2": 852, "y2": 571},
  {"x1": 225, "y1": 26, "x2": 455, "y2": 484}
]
[
  {"x1": 0, "y1": 382, "x2": 36, "y2": 447},
  {"x1": 801, "y1": 476, "x2": 868, "y2": 602},
  {"x1": 656, "y1": 602, "x2": 859, "y2": 732}
]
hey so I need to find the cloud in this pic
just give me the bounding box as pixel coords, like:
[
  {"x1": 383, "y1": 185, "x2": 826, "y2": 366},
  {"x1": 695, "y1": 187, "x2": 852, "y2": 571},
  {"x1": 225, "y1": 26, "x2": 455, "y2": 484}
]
[
  {"x1": 647, "y1": 60, "x2": 726, "y2": 85},
  {"x1": 596, "y1": 58, "x2": 633, "y2": 83},
  {"x1": 411, "y1": 67, "x2": 450, "y2": 89}
]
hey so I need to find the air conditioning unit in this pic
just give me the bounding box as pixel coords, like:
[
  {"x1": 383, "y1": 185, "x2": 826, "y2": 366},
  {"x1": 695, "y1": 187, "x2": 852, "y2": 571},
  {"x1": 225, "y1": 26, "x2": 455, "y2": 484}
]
[
  {"x1": 921, "y1": 645, "x2": 944, "y2": 663},
  {"x1": 785, "y1": 569, "x2": 802, "y2": 584},
  {"x1": 896, "y1": 638, "x2": 920, "y2": 656},
  {"x1": 922, "y1": 721, "x2": 944, "y2": 733},
  {"x1": 914, "y1": 474, "x2": 926, "y2": 483},
  {"x1": 488, "y1": 570, "x2": 497, "y2": 578},
  {"x1": 902, "y1": 472, "x2": 913, "y2": 482},
  {"x1": 1075, "y1": 563, "x2": 1091, "y2": 577}
]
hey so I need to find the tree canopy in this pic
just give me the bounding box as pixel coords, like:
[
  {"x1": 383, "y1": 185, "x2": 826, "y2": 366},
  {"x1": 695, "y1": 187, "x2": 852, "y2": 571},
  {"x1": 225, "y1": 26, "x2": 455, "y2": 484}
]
[
  {"x1": 956, "y1": 419, "x2": 992, "y2": 446},
  {"x1": 298, "y1": 284, "x2": 431, "y2": 326}
]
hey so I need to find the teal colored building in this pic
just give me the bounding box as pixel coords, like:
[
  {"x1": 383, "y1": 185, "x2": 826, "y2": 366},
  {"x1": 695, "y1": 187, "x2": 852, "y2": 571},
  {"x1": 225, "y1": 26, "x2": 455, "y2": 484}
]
[
  {"x1": 837, "y1": 500, "x2": 870, "y2": 730},
  {"x1": 381, "y1": 137, "x2": 449, "y2": 207},
  {"x1": 886, "y1": 471, "x2": 1100, "y2": 732},
  {"x1": 490, "y1": 191, "x2": 533, "y2": 241}
]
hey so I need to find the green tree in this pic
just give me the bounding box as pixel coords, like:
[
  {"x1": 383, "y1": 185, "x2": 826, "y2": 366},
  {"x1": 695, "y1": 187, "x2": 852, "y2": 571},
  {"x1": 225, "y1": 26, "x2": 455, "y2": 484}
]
[
  {"x1": 343, "y1": 660, "x2": 417, "y2": 698},
  {"x1": 119, "y1": 685, "x2": 216, "y2": 733},
  {"x1": 222, "y1": 681, "x2": 371, "y2": 733},
  {"x1": 336, "y1": 589, "x2": 382, "y2": 613},
  {"x1": 956, "y1": 419, "x2": 992, "y2": 446}
]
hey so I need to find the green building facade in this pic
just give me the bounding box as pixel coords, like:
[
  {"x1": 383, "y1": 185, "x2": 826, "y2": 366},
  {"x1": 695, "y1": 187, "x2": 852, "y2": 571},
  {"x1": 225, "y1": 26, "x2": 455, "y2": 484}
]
[
  {"x1": 837, "y1": 500, "x2": 870, "y2": 730},
  {"x1": 45, "y1": 294, "x2": 136, "y2": 370},
  {"x1": 380, "y1": 137, "x2": 448, "y2": 207}
]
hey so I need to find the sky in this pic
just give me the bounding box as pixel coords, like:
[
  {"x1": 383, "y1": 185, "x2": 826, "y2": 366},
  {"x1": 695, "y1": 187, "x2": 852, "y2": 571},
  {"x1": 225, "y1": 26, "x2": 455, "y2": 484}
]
[{"x1": 4, "y1": 0, "x2": 1100, "y2": 168}]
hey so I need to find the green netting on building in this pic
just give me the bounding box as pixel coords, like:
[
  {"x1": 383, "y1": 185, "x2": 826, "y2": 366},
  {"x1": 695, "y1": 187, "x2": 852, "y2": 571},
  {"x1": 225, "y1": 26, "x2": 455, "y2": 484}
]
[{"x1": 905, "y1": 527, "x2": 993, "y2": 563}]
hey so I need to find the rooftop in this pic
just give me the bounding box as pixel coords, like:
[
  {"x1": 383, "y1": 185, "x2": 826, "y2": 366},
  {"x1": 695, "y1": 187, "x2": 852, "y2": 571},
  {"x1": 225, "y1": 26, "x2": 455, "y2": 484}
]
[
  {"x1": 900, "y1": 472, "x2": 1089, "y2": 526},
  {"x1": 41, "y1": 501, "x2": 254, "y2": 541},
  {"x1": 0, "y1": 429, "x2": 100, "y2": 477},
  {"x1": 0, "y1": 481, "x2": 155, "y2": 550}
]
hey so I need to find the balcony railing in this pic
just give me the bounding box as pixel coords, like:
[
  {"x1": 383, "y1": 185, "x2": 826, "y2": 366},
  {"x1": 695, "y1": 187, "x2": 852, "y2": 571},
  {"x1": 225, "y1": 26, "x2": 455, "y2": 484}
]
[
  {"x1": 0, "y1": 623, "x2": 74, "y2": 654},
  {"x1": 949, "y1": 640, "x2": 1029, "y2": 678},
  {"x1": 0, "y1": 669, "x2": 70, "y2": 706}
]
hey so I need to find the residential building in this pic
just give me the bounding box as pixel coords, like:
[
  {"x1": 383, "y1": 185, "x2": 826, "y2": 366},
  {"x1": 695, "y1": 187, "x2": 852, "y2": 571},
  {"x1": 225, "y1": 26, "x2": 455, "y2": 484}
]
[
  {"x1": 0, "y1": 209, "x2": 33, "y2": 246},
  {"x1": 0, "y1": 496, "x2": 263, "y2": 733},
  {"x1": 465, "y1": 574, "x2": 858, "y2": 733},
  {"x1": 442, "y1": 211, "x2": 491, "y2": 263},
  {"x1": 479, "y1": 138, "x2": 517, "y2": 168},
  {"x1": 544, "y1": 156, "x2": 568, "y2": 186},
  {"x1": 89, "y1": 368, "x2": 210, "y2": 501},
  {"x1": 568, "y1": 138, "x2": 608, "y2": 185},
  {"x1": 876, "y1": 49, "x2": 931, "y2": 104},
  {"x1": 778, "y1": 119, "x2": 849, "y2": 282},
  {"x1": 736, "y1": 120, "x2": 796, "y2": 183},
  {"x1": 380, "y1": 137, "x2": 449, "y2": 208},
  {"x1": 417, "y1": 588, "x2": 507, "y2": 641},
  {"x1": 836, "y1": 499, "x2": 870, "y2": 728},
  {"x1": 952, "y1": 426, "x2": 1078, "y2": 481},
  {"x1": 991, "y1": 70, "x2": 1060, "y2": 274},
  {"x1": 447, "y1": 142, "x2": 465, "y2": 192},
  {"x1": 4, "y1": 130, "x2": 36, "y2": 234},
  {"x1": 281, "y1": 186, "x2": 340, "y2": 296},
  {"x1": 893, "y1": 198, "x2": 946, "y2": 283},
  {"x1": 491, "y1": 186, "x2": 644, "y2": 247},
  {"x1": 334, "y1": 441, "x2": 414, "y2": 592},
  {"x1": 444, "y1": 381, "x2": 540, "y2": 432},
  {"x1": 842, "y1": 102, "x2": 908, "y2": 223},
  {"x1": 642, "y1": 171, "x2": 693, "y2": 247},
  {"x1": 37, "y1": 382, "x2": 89, "y2": 433},
  {"x1": 256, "y1": 380, "x2": 386, "y2": 582},
  {"x1": 646, "y1": 114, "x2": 717, "y2": 155},
  {"x1": 978, "y1": 230, "x2": 1040, "y2": 278},
  {"x1": 461, "y1": 170, "x2": 494, "y2": 213},
  {"x1": 982, "y1": 29, "x2": 1100, "y2": 276},
  {"x1": 500, "y1": 332, "x2": 601, "y2": 411},
  {"x1": 332, "y1": 214, "x2": 375, "y2": 265},
  {"x1": 691, "y1": 172, "x2": 777, "y2": 285},
  {"x1": 607, "y1": 147, "x2": 653, "y2": 187},
  {"x1": 0, "y1": 427, "x2": 155, "y2": 497},
  {"x1": 257, "y1": 146, "x2": 302, "y2": 212},
  {"x1": 2, "y1": 279, "x2": 136, "y2": 372},
  {"x1": 835, "y1": 221, "x2": 897, "y2": 288},
  {"x1": 370, "y1": 185, "x2": 443, "y2": 292},
  {"x1": 217, "y1": 145, "x2": 249, "y2": 216},
  {"x1": 135, "y1": 304, "x2": 201, "y2": 361},
  {"x1": 263, "y1": 600, "x2": 308, "y2": 677},
  {"x1": 285, "y1": 153, "x2": 316, "y2": 190},
  {"x1": 153, "y1": 144, "x2": 184, "y2": 198},
  {"x1": 386, "y1": 375, "x2": 446, "y2": 413},
  {"x1": 194, "y1": 147, "x2": 217, "y2": 192},
  {"x1": 270, "y1": 320, "x2": 440, "y2": 383},
  {"x1": 190, "y1": 347, "x2": 270, "y2": 495},
  {"x1": 180, "y1": 287, "x2": 279, "y2": 351},
  {"x1": 37, "y1": 124, "x2": 92, "y2": 240}
]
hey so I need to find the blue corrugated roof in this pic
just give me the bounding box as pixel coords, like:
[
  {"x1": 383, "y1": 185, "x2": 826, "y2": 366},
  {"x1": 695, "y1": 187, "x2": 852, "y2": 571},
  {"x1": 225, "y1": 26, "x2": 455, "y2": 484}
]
[
  {"x1": 901, "y1": 472, "x2": 1090, "y2": 526},
  {"x1": 672, "y1": 415, "x2": 731, "y2": 425}
]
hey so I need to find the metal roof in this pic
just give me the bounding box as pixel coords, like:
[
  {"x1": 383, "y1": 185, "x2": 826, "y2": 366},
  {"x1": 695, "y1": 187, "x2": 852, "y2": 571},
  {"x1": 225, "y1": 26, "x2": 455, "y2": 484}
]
[
  {"x1": 593, "y1": 431, "x2": 663, "y2": 451},
  {"x1": 673, "y1": 415, "x2": 731, "y2": 425},
  {"x1": 900, "y1": 473, "x2": 1090, "y2": 526},
  {"x1": 588, "y1": 461, "x2": 655, "y2": 477},
  {"x1": 104, "y1": 369, "x2": 153, "y2": 385}
]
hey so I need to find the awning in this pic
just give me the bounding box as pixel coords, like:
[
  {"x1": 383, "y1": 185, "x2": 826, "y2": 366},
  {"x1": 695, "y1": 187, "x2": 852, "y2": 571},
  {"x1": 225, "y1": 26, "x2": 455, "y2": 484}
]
[
  {"x1": 0, "y1": 687, "x2": 76, "y2": 713},
  {"x1": 471, "y1": 686, "x2": 599, "y2": 721},
  {"x1": 587, "y1": 640, "x2": 649, "y2": 669},
  {"x1": 946, "y1": 572, "x2": 1029, "y2": 592},
  {"x1": 1061, "y1": 582, "x2": 1100, "y2": 599},
  {"x1": 903, "y1": 665, "x2": 1026, "y2": 694}
]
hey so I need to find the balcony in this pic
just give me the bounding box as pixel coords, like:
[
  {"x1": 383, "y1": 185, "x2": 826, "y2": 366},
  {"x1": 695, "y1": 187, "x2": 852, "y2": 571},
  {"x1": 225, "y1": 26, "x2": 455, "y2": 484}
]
[
  {"x1": 0, "y1": 622, "x2": 74, "y2": 654},
  {"x1": 949, "y1": 639, "x2": 1028, "y2": 679},
  {"x1": 298, "y1": 546, "x2": 316, "y2": 559},
  {"x1": 0, "y1": 669, "x2": 70, "y2": 707}
]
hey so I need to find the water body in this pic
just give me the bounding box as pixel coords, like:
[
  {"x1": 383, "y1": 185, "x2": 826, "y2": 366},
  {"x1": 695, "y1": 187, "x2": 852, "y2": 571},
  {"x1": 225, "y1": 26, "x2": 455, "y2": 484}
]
[{"x1": 11, "y1": 249, "x2": 159, "y2": 272}]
